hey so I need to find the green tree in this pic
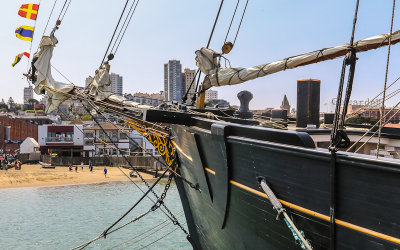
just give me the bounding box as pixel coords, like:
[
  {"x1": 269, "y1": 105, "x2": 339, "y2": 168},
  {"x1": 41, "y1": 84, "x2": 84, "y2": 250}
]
[
  {"x1": 346, "y1": 116, "x2": 378, "y2": 125},
  {"x1": 28, "y1": 98, "x2": 39, "y2": 106},
  {"x1": 80, "y1": 113, "x2": 93, "y2": 121}
]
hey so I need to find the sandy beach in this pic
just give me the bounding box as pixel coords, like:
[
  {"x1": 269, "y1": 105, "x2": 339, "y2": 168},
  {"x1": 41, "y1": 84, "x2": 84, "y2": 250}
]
[{"x1": 0, "y1": 164, "x2": 157, "y2": 189}]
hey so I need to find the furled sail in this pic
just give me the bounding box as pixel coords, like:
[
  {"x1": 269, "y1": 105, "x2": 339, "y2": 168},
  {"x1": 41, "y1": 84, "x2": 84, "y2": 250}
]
[
  {"x1": 33, "y1": 26, "x2": 74, "y2": 113},
  {"x1": 85, "y1": 64, "x2": 152, "y2": 109},
  {"x1": 198, "y1": 30, "x2": 400, "y2": 90}
]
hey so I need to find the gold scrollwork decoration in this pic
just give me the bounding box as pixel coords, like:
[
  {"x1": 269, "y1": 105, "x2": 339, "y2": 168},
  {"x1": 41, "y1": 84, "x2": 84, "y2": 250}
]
[{"x1": 126, "y1": 121, "x2": 174, "y2": 166}]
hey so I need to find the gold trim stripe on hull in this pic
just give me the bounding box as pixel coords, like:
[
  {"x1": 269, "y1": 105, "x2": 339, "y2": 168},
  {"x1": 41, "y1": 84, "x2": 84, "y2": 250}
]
[{"x1": 229, "y1": 180, "x2": 400, "y2": 245}]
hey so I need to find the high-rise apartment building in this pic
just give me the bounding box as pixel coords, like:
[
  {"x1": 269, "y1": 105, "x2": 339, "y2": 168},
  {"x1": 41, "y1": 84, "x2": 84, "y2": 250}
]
[
  {"x1": 183, "y1": 68, "x2": 196, "y2": 102},
  {"x1": 23, "y1": 86, "x2": 34, "y2": 104},
  {"x1": 205, "y1": 90, "x2": 218, "y2": 101},
  {"x1": 164, "y1": 60, "x2": 183, "y2": 101},
  {"x1": 110, "y1": 73, "x2": 123, "y2": 96}
]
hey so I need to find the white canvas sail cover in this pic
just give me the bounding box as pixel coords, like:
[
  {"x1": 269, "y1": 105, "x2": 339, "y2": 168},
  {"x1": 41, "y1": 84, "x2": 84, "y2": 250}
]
[
  {"x1": 33, "y1": 28, "x2": 74, "y2": 113},
  {"x1": 197, "y1": 30, "x2": 400, "y2": 90}
]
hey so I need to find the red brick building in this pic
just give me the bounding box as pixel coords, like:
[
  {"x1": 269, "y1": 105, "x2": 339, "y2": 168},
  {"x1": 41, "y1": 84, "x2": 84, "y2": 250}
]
[
  {"x1": 360, "y1": 108, "x2": 400, "y2": 123},
  {"x1": 0, "y1": 115, "x2": 52, "y2": 153}
]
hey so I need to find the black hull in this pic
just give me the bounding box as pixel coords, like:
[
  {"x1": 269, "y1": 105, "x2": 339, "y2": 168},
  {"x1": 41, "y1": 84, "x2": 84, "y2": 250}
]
[{"x1": 171, "y1": 118, "x2": 400, "y2": 249}]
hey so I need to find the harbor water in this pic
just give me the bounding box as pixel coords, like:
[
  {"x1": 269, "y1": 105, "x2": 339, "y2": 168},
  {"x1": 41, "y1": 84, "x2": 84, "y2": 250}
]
[{"x1": 0, "y1": 181, "x2": 191, "y2": 249}]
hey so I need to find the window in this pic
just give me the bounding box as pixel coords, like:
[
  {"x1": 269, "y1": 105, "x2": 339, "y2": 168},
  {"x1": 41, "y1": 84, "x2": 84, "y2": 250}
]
[
  {"x1": 120, "y1": 132, "x2": 128, "y2": 139},
  {"x1": 112, "y1": 131, "x2": 118, "y2": 139},
  {"x1": 84, "y1": 132, "x2": 94, "y2": 138}
]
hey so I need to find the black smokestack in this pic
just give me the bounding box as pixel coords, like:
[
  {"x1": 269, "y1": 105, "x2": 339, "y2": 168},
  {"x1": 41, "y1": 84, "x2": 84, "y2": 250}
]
[{"x1": 296, "y1": 79, "x2": 320, "y2": 128}]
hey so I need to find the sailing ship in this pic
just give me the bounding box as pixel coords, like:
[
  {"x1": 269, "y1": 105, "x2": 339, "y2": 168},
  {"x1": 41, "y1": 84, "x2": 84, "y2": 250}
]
[{"x1": 19, "y1": 0, "x2": 400, "y2": 249}]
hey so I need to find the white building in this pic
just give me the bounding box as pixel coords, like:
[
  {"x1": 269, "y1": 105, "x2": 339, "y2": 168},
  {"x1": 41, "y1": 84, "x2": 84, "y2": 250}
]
[
  {"x1": 38, "y1": 124, "x2": 84, "y2": 156},
  {"x1": 20, "y1": 137, "x2": 40, "y2": 154},
  {"x1": 23, "y1": 86, "x2": 34, "y2": 104},
  {"x1": 110, "y1": 73, "x2": 123, "y2": 96},
  {"x1": 83, "y1": 123, "x2": 130, "y2": 157},
  {"x1": 130, "y1": 130, "x2": 159, "y2": 156},
  {"x1": 205, "y1": 90, "x2": 218, "y2": 100},
  {"x1": 183, "y1": 68, "x2": 196, "y2": 102}
]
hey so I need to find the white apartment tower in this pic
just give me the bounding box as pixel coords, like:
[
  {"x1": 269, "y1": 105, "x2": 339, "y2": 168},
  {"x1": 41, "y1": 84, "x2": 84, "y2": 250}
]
[
  {"x1": 110, "y1": 73, "x2": 123, "y2": 96},
  {"x1": 183, "y1": 68, "x2": 196, "y2": 102},
  {"x1": 23, "y1": 86, "x2": 34, "y2": 104},
  {"x1": 164, "y1": 60, "x2": 183, "y2": 101},
  {"x1": 205, "y1": 90, "x2": 218, "y2": 100}
]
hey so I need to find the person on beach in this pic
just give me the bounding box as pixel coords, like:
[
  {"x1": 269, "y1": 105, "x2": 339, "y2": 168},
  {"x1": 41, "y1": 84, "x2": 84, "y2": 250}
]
[
  {"x1": 81, "y1": 161, "x2": 84, "y2": 171},
  {"x1": 89, "y1": 160, "x2": 93, "y2": 172},
  {"x1": 104, "y1": 167, "x2": 107, "y2": 177},
  {"x1": 69, "y1": 165, "x2": 72, "y2": 171},
  {"x1": 75, "y1": 165, "x2": 78, "y2": 172}
]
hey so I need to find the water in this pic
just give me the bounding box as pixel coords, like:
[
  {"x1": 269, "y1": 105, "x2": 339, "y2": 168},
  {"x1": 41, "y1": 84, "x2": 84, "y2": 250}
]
[{"x1": 0, "y1": 181, "x2": 191, "y2": 250}]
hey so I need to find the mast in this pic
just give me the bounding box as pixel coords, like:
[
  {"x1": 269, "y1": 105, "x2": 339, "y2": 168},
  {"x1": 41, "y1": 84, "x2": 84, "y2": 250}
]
[{"x1": 197, "y1": 30, "x2": 400, "y2": 90}]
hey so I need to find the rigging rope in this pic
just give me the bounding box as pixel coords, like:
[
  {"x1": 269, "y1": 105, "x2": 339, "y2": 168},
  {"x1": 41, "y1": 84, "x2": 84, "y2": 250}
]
[
  {"x1": 194, "y1": 0, "x2": 225, "y2": 106},
  {"x1": 72, "y1": 133, "x2": 177, "y2": 249},
  {"x1": 233, "y1": 0, "x2": 249, "y2": 46},
  {"x1": 100, "y1": 0, "x2": 132, "y2": 68},
  {"x1": 224, "y1": 0, "x2": 240, "y2": 44},
  {"x1": 56, "y1": 0, "x2": 69, "y2": 21},
  {"x1": 83, "y1": 100, "x2": 191, "y2": 232},
  {"x1": 41, "y1": 0, "x2": 58, "y2": 38},
  {"x1": 54, "y1": 104, "x2": 179, "y2": 225},
  {"x1": 113, "y1": 0, "x2": 140, "y2": 56},
  {"x1": 376, "y1": 0, "x2": 396, "y2": 158},
  {"x1": 137, "y1": 223, "x2": 187, "y2": 250},
  {"x1": 109, "y1": 211, "x2": 185, "y2": 249},
  {"x1": 182, "y1": 69, "x2": 200, "y2": 103},
  {"x1": 346, "y1": 75, "x2": 400, "y2": 119},
  {"x1": 59, "y1": 0, "x2": 72, "y2": 22},
  {"x1": 109, "y1": 0, "x2": 137, "y2": 54},
  {"x1": 85, "y1": 100, "x2": 198, "y2": 186},
  {"x1": 26, "y1": 0, "x2": 42, "y2": 72},
  {"x1": 347, "y1": 101, "x2": 400, "y2": 153},
  {"x1": 329, "y1": 1, "x2": 360, "y2": 249}
]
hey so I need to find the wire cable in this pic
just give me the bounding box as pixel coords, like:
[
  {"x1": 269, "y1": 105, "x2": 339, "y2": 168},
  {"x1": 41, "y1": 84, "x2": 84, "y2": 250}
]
[
  {"x1": 224, "y1": 0, "x2": 240, "y2": 43},
  {"x1": 233, "y1": 0, "x2": 249, "y2": 45},
  {"x1": 110, "y1": 0, "x2": 137, "y2": 54},
  {"x1": 377, "y1": 0, "x2": 396, "y2": 158},
  {"x1": 113, "y1": 0, "x2": 140, "y2": 56},
  {"x1": 100, "y1": 0, "x2": 131, "y2": 68},
  {"x1": 137, "y1": 222, "x2": 187, "y2": 250}
]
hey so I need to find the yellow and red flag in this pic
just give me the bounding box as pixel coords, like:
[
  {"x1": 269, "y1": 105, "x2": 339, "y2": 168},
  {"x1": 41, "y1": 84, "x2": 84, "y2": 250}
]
[
  {"x1": 18, "y1": 4, "x2": 39, "y2": 21},
  {"x1": 12, "y1": 51, "x2": 30, "y2": 67}
]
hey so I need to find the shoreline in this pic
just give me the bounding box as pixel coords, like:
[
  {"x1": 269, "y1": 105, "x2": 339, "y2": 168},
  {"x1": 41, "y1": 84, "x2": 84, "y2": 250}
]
[{"x1": 0, "y1": 164, "x2": 159, "y2": 190}]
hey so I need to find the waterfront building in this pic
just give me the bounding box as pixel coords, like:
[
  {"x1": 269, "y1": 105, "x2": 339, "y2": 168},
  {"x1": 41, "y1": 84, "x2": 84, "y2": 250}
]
[
  {"x1": 23, "y1": 86, "x2": 34, "y2": 104},
  {"x1": 38, "y1": 124, "x2": 84, "y2": 156},
  {"x1": 164, "y1": 60, "x2": 183, "y2": 101},
  {"x1": 349, "y1": 106, "x2": 400, "y2": 124},
  {"x1": 83, "y1": 122, "x2": 131, "y2": 157},
  {"x1": 183, "y1": 68, "x2": 196, "y2": 102},
  {"x1": 130, "y1": 129, "x2": 159, "y2": 156},
  {"x1": 205, "y1": 90, "x2": 218, "y2": 100},
  {"x1": 0, "y1": 115, "x2": 53, "y2": 154}
]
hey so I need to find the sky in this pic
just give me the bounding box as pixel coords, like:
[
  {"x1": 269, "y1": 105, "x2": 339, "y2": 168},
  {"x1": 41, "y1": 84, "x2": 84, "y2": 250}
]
[{"x1": 2, "y1": 0, "x2": 400, "y2": 110}]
